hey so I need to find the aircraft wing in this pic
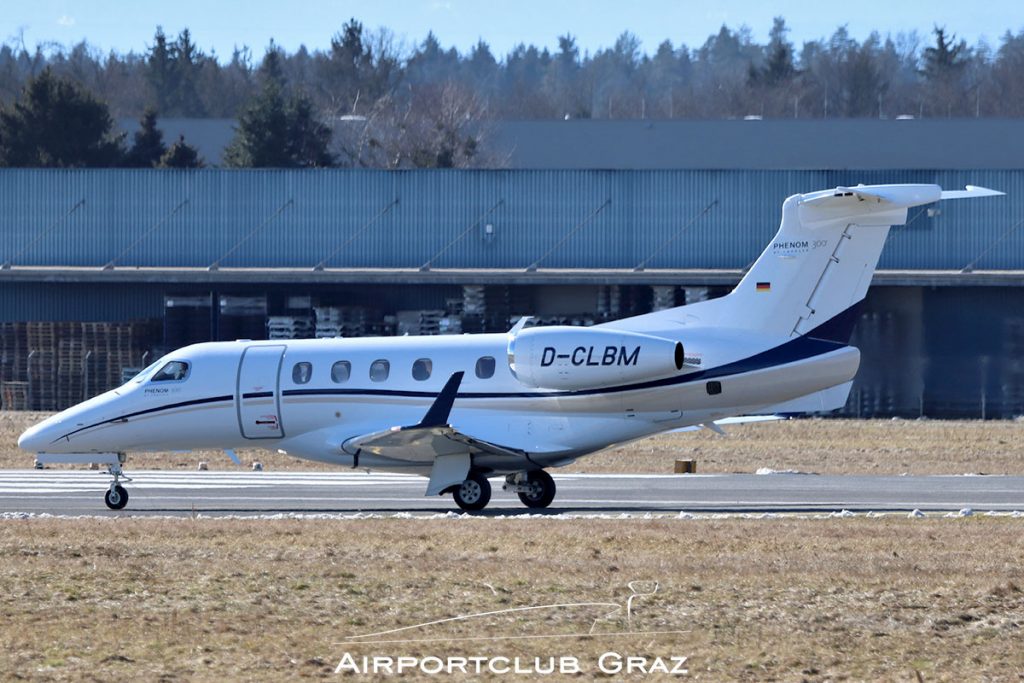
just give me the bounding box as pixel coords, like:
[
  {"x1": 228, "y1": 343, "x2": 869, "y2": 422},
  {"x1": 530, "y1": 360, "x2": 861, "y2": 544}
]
[
  {"x1": 343, "y1": 424, "x2": 523, "y2": 463},
  {"x1": 340, "y1": 371, "x2": 526, "y2": 495}
]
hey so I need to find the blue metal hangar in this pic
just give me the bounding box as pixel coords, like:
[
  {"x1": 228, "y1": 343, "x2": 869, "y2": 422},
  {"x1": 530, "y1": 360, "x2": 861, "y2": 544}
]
[{"x1": 0, "y1": 119, "x2": 1022, "y2": 418}]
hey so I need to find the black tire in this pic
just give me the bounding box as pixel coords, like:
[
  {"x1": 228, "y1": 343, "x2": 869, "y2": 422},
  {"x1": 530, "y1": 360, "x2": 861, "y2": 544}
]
[
  {"x1": 104, "y1": 485, "x2": 129, "y2": 510},
  {"x1": 452, "y1": 473, "x2": 491, "y2": 511},
  {"x1": 517, "y1": 470, "x2": 556, "y2": 509}
]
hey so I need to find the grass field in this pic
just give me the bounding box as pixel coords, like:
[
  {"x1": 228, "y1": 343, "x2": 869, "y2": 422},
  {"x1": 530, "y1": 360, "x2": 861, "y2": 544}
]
[
  {"x1": 1, "y1": 516, "x2": 1022, "y2": 681},
  {"x1": 2, "y1": 411, "x2": 1023, "y2": 475}
]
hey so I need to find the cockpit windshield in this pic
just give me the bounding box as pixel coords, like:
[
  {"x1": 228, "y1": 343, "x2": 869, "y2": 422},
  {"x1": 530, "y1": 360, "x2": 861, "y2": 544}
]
[
  {"x1": 151, "y1": 360, "x2": 190, "y2": 382},
  {"x1": 129, "y1": 359, "x2": 163, "y2": 384}
]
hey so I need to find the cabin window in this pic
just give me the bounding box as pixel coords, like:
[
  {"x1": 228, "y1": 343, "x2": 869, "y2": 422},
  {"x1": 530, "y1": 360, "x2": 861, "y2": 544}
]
[
  {"x1": 370, "y1": 359, "x2": 390, "y2": 382},
  {"x1": 412, "y1": 358, "x2": 432, "y2": 381},
  {"x1": 475, "y1": 356, "x2": 495, "y2": 379},
  {"x1": 151, "y1": 360, "x2": 190, "y2": 382},
  {"x1": 292, "y1": 362, "x2": 312, "y2": 385},
  {"x1": 331, "y1": 361, "x2": 351, "y2": 383}
]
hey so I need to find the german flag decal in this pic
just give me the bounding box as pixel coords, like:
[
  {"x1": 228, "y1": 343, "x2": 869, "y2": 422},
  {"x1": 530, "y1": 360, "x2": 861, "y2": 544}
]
[{"x1": 756, "y1": 282, "x2": 771, "y2": 292}]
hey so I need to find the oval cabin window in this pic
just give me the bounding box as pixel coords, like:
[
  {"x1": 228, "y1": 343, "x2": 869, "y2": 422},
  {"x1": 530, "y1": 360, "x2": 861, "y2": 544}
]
[
  {"x1": 370, "y1": 359, "x2": 390, "y2": 382},
  {"x1": 331, "y1": 361, "x2": 351, "y2": 383},
  {"x1": 292, "y1": 362, "x2": 312, "y2": 384},
  {"x1": 475, "y1": 356, "x2": 495, "y2": 379},
  {"x1": 412, "y1": 358, "x2": 432, "y2": 381}
]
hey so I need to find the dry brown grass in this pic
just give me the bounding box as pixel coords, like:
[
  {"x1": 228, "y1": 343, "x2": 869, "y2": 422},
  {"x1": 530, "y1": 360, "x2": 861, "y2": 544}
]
[
  {"x1": 3, "y1": 411, "x2": 1024, "y2": 475},
  {"x1": 1, "y1": 517, "x2": 1022, "y2": 681}
]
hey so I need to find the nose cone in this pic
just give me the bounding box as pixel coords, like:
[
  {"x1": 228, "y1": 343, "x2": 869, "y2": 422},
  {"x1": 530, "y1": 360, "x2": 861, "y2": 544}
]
[
  {"x1": 17, "y1": 422, "x2": 50, "y2": 452},
  {"x1": 18, "y1": 411, "x2": 71, "y2": 453},
  {"x1": 17, "y1": 421, "x2": 55, "y2": 454}
]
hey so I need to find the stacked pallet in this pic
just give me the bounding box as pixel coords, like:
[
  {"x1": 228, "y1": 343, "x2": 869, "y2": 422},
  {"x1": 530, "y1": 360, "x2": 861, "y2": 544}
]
[
  {"x1": 596, "y1": 285, "x2": 622, "y2": 319},
  {"x1": 0, "y1": 323, "x2": 25, "y2": 380},
  {"x1": 0, "y1": 321, "x2": 156, "y2": 411},
  {"x1": 417, "y1": 310, "x2": 445, "y2": 335},
  {"x1": 462, "y1": 285, "x2": 485, "y2": 316},
  {"x1": 314, "y1": 307, "x2": 369, "y2": 338},
  {"x1": 1, "y1": 381, "x2": 28, "y2": 411},
  {"x1": 267, "y1": 316, "x2": 314, "y2": 340},
  {"x1": 57, "y1": 340, "x2": 85, "y2": 409},
  {"x1": 26, "y1": 323, "x2": 59, "y2": 410},
  {"x1": 651, "y1": 285, "x2": 678, "y2": 311}
]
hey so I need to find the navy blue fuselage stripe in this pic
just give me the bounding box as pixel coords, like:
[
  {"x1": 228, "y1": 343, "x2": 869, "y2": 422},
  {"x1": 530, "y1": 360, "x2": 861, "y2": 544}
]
[
  {"x1": 53, "y1": 394, "x2": 234, "y2": 443},
  {"x1": 242, "y1": 391, "x2": 274, "y2": 399},
  {"x1": 54, "y1": 302, "x2": 861, "y2": 442}
]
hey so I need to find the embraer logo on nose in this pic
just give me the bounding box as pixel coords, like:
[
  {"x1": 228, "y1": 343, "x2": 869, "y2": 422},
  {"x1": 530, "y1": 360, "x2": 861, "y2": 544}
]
[{"x1": 541, "y1": 346, "x2": 641, "y2": 367}]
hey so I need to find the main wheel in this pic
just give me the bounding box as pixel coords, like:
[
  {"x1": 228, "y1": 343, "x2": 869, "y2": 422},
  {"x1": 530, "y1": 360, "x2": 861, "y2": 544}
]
[
  {"x1": 104, "y1": 485, "x2": 129, "y2": 510},
  {"x1": 452, "y1": 473, "x2": 491, "y2": 511},
  {"x1": 517, "y1": 470, "x2": 556, "y2": 509}
]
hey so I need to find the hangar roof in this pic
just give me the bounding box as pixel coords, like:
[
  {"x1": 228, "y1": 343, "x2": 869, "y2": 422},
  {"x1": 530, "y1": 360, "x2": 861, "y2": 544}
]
[{"x1": 118, "y1": 118, "x2": 1024, "y2": 170}]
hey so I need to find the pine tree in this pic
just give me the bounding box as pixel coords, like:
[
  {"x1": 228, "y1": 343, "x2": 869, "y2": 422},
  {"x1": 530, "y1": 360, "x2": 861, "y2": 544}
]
[
  {"x1": 225, "y1": 47, "x2": 333, "y2": 168},
  {"x1": 0, "y1": 68, "x2": 124, "y2": 167},
  {"x1": 124, "y1": 107, "x2": 166, "y2": 167},
  {"x1": 158, "y1": 134, "x2": 203, "y2": 168}
]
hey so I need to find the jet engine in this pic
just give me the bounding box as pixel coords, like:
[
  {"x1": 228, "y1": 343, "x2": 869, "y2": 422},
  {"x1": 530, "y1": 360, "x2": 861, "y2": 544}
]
[{"x1": 507, "y1": 326, "x2": 685, "y2": 390}]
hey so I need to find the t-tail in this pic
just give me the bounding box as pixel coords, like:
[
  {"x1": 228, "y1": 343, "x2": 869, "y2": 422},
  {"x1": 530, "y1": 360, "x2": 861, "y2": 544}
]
[
  {"x1": 718, "y1": 184, "x2": 1003, "y2": 341},
  {"x1": 617, "y1": 184, "x2": 1004, "y2": 341}
]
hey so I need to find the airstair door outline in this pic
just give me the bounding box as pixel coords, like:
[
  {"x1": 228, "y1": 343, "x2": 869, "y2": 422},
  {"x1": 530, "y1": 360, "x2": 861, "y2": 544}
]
[{"x1": 237, "y1": 345, "x2": 286, "y2": 439}]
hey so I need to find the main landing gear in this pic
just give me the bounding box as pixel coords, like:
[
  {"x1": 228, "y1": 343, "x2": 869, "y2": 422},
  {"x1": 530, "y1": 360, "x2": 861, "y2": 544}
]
[
  {"x1": 448, "y1": 469, "x2": 558, "y2": 512},
  {"x1": 104, "y1": 455, "x2": 132, "y2": 510},
  {"x1": 504, "y1": 470, "x2": 557, "y2": 509},
  {"x1": 452, "y1": 472, "x2": 491, "y2": 511}
]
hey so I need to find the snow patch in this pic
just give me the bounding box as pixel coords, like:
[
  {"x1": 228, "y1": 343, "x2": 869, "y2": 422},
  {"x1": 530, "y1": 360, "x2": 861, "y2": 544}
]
[
  {"x1": 755, "y1": 467, "x2": 814, "y2": 475},
  {"x1": 908, "y1": 509, "x2": 925, "y2": 518}
]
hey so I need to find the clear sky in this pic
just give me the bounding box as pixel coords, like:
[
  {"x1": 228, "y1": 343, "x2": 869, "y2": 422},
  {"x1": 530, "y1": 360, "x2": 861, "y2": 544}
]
[{"x1": 3, "y1": 0, "x2": 1021, "y2": 61}]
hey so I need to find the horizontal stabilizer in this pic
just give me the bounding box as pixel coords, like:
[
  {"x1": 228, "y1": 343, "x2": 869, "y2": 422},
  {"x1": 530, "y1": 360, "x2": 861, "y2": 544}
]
[{"x1": 939, "y1": 185, "x2": 1005, "y2": 200}]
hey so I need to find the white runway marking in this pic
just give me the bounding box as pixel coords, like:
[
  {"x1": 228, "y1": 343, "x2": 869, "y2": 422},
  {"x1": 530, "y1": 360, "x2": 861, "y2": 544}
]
[{"x1": 1, "y1": 470, "x2": 1022, "y2": 517}]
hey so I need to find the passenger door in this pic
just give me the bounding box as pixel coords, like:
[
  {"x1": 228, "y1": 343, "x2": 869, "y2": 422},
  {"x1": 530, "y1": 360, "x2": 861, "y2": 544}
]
[{"x1": 237, "y1": 345, "x2": 286, "y2": 439}]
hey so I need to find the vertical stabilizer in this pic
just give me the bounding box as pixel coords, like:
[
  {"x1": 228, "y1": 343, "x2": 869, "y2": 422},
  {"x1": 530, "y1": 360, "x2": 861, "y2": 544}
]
[{"x1": 608, "y1": 184, "x2": 1002, "y2": 339}]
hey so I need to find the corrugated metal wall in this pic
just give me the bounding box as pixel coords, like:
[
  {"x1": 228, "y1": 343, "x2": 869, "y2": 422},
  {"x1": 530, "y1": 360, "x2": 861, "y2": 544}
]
[{"x1": 2, "y1": 169, "x2": 1022, "y2": 270}]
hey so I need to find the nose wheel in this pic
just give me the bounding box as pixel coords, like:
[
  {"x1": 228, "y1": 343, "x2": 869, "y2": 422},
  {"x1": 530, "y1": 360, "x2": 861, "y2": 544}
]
[
  {"x1": 104, "y1": 485, "x2": 129, "y2": 510},
  {"x1": 104, "y1": 456, "x2": 132, "y2": 510}
]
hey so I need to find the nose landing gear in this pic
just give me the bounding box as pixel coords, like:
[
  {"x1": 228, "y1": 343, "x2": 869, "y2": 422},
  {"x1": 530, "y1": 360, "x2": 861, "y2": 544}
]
[{"x1": 104, "y1": 455, "x2": 132, "y2": 511}]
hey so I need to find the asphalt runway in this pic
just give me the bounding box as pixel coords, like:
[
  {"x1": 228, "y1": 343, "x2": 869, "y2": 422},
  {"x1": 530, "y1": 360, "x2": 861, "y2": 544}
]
[{"x1": 0, "y1": 470, "x2": 1023, "y2": 517}]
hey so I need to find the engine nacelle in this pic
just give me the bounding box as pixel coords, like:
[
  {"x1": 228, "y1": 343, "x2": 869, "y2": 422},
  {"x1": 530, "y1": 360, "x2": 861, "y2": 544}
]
[{"x1": 507, "y1": 326, "x2": 685, "y2": 390}]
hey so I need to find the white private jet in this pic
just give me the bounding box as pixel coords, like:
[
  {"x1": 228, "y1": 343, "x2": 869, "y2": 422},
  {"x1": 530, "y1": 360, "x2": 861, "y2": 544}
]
[{"x1": 18, "y1": 183, "x2": 1002, "y2": 511}]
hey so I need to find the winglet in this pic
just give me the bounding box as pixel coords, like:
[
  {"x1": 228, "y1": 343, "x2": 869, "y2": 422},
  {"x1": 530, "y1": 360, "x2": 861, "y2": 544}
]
[{"x1": 415, "y1": 371, "x2": 464, "y2": 428}]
